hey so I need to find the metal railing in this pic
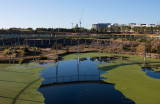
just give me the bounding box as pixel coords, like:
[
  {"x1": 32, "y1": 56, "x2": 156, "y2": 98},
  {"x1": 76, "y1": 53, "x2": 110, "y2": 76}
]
[{"x1": 0, "y1": 34, "x2": 159, "y2": 39}]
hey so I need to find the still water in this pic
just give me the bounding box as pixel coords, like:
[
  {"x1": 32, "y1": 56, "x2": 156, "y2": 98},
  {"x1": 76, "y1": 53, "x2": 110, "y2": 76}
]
[
  {"x1": 142, "y1": 65, "x2": 160, "y2": 79},
  {"x1": 38, "y1": 57, "x2": 134, "y2": 104}
]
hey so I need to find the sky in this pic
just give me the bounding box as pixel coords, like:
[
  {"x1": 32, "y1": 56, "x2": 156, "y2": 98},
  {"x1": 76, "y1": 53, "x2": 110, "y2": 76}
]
[{"x1": 0, "y1": 0, "x2": 160, "y2": 29}]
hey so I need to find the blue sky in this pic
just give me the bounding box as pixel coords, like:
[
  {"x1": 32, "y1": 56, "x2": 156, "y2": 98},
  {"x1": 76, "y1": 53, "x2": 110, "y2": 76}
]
[{"x1": 0, "y1": 0, "x2": 160, "y2": 29}]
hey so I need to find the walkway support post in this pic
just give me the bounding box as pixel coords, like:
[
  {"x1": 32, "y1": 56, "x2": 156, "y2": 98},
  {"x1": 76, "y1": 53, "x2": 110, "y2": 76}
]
[
  {"x1": 2, "y1": 36, "x2": 4, "y2": 46},
  {"x1": 56, "y1": 39, "x2": 58, "y2": 62},
  {"x1": 11, "y1": 43, "x2": 14, "y2": 65},
  {"x1": 77, "y1": 58, "x2": 79, "y2": 81},
  {"x1": 56, "y1": 60, "x2": 58, "y2": 83},
  {"x1": 18, "y1": 37, "x2": 20, "y2": 45},
  {"x1": 63, "y1": 39, "x2": 66, "y2": 44},
  {"x1": 144, "y1": 37, "x2": 147, "y2": 63},
  {"x1": 41, "y1": 39, "x2": 43, "y2": 46},
  {"x1": 56, "y1": 39, "x2": 59, "y2": 83},
  {"x1": 121, "y1": 37, "x2": 123, "y2": 60},
  {"x1": 85, "y1": 39, "x2": 87, "y2": 44},
  {"x1": 77, "y1": 38, "x2": 80, "y2": 81},
  {"x1": 49, "y1": 39, "x2": 51, "y2": 45},
  {"x1": 77, "y1": 38, "x2": 80, "y2": 64},
  {"x1": 99, "y1": 40, "x2": 101, "y2": 61},
  {"x1": 33, "y1": 40, "x2": 37, "y2": 62},
  {"x1": 9, "y1": 46, "x2": 11, "y2": 64},
  {"x1": 99, "y1": 40, "x2": 102, "y2": 81}
]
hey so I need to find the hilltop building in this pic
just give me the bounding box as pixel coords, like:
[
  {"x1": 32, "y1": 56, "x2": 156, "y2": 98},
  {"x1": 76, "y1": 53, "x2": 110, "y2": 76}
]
[
  {"x1": 138, "y1": 24, "x2": 147, "y2": 27},
  {"x1": 74, "y1": 24, "x2": 79, "y2": 28},
  {"x1": 147, "y1": 24, "x2": 156, "y2": 27},
  {"x1": 112, "y1": 23, "x2": 120, "y2": 27},
  {"x1": 92, "y1": 23, "x2": 111, "y2": 31},
  {"x1": 128, "y1": 23, "x2": 136, "y2": 27}
]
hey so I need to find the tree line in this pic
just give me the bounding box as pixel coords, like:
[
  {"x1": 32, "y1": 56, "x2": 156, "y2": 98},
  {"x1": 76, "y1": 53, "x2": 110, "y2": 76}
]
[{"x1": 0, "y1": 26, "x2": 160, "y2": 34}]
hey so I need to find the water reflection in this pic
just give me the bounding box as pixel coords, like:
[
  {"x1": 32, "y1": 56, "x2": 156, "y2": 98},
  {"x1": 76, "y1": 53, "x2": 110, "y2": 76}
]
[
  {"x1": 90, "y1": 56, "x2": 116, "y2": 62},
  {"x1": 38, "y1": 57, "x2": 134, "y2": 104},
  {"x1": 142, "y1": 64, "x2": 160, "y2": 79}
]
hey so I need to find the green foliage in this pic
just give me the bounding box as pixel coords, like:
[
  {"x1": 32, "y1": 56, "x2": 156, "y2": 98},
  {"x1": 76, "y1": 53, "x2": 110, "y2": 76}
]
[
  {"x1": 121, "y1": 26, "x2": 131, "y2": 32},
  {"x1": 112, "y1": 26, "x2": 121, "y2": 32},
  {"x1": 98, "y1": 27, "x2": 103, "y2": 33},
  {"x1": 90, "y1": 28, "x2": 96, "y2": 33}
]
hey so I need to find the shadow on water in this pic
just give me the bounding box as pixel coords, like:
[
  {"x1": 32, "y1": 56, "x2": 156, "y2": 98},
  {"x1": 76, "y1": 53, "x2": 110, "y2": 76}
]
[{"x1": 38, "y1": 57, "x2": 135, "y2": 104}]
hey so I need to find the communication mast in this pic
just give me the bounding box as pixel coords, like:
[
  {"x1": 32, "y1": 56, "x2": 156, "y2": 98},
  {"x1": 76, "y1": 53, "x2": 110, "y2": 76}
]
[
  {"x1": 71, "y1": 23, "x2": 74, "y2": 28},
  {"x1": 79, "y1": 8, "x2": 84, "y2": 28}
]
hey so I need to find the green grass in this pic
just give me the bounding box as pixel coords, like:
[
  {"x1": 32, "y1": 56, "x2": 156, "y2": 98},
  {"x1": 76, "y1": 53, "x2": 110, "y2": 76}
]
[
  {"x1": 0, "y1": 63, "x2": 54, "y2": 104},
  {"x1": 62, "y1": 52, "x2": 160, "y2": 63},
  {"x1": 100, "y1": 57, "x2": 160, "y2": 104}
]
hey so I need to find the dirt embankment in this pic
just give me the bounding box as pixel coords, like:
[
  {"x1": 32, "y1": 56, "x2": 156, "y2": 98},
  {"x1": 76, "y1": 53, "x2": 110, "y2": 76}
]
[{"x1": 0, "y1": 38, "x2": 159, "y2": 63}]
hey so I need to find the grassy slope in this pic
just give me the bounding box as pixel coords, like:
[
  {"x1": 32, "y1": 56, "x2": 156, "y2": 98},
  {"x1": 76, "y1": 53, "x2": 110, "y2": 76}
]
[
  {"x1": 0, "y1": 63, "x2": 54, "y2": 104},
  {"x1": 63, "y1": 52, "x2": 160, "y2": 104}
]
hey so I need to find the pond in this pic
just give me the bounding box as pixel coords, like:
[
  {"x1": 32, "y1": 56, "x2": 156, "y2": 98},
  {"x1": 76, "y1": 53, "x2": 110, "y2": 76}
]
[
  {"x1": 142, "y1": 64, "x2": 160, "y2": 79},
  {"x1": 38, "y1": 57, "x2": 134, "y2": 104}
]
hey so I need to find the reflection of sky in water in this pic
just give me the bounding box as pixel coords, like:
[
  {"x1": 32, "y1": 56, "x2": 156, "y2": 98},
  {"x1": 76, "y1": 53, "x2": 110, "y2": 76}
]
[
  {"x1": 39, "y1": 57, "x2": 104, "y2": 79},
  {"x1": 142, "y1": 68, "x2": 160, "y2": 79},
  {"x1": 39, "y1": 57, "x2": 107, "y2": 84},
  {"x1": 38, "y1": 57, "x2": 135, "y2": 104}
]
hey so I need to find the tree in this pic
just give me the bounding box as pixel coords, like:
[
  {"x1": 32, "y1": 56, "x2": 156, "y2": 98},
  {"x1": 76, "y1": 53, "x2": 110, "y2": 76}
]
[
  {"x1": 148, "y1": 26, "x2": 153, "y2": 34},
  {"x1": 107, "y1": 27, "x2": 112, "y2": 32},
  {"x1": 113, "y1": 26, "x2": 120, "y2": 32},
  {"x1": 90, "y1": 28, "x2": 96, "y2": 33},
  {"x1": 98, "y1": 27, "x2": 103, "y2": 33}
]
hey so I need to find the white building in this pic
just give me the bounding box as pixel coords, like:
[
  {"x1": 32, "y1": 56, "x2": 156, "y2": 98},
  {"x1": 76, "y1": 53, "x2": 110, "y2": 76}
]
[
  {"x1": 147, "y1": 24, "x2": 156, "y2": 27},
  {"x1": 138, "y1": 24, "x2": 147, "y2": 27},
  {"x1": 92, "y1": 23, "x2": 111, "y2": 31},
  {"x1": 74, "y1": 24, "x2": 79, "y2": 28},
  {"x1": 112, "y1": 23, "x2": 120, "y2": 27},
  {"x1": 128, "y1": 23, "x2": 136, "y2": 27}
]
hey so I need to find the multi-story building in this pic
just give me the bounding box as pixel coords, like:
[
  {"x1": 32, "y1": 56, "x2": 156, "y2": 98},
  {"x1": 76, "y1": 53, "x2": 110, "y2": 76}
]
[
  {"x1": 74, "y1": 24, "x2": 79, "y2": 28},
  {"x1": 92, "y1": 23, "x2": 111, "y2": 31},
  {"x1": 147, "y1": 24, "x2": 156, "y2": 27},
  {"x1": 157, "y1": 22, "x2": 160, "y2": 26},
  {"x1": 138, "y1": 24, "x2": 147, "y2": 27},
  {"x1": 112, "y1": 23, "x2": 120, "y2": 27},
  {"x1": 128, "y1": 23, "x2": 136, "y2": 27}
]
